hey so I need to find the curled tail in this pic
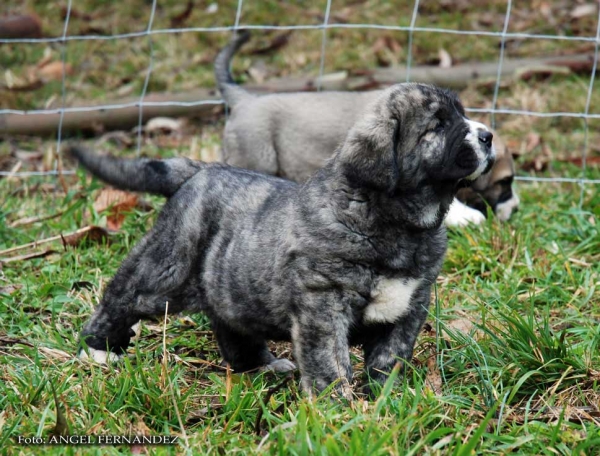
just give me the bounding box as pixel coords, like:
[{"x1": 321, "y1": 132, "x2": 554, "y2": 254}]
[
  {"x1": 67, "y1": 145, "x2": 204, "y2": 197},
  {"x1": 214, "y1": 29, "x2": 253, "y2": 108}
]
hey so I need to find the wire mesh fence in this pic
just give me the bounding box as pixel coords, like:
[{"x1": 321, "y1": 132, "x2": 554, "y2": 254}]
[{"x1": 1, "y1": 0, "x2": 600, "y2": 196}]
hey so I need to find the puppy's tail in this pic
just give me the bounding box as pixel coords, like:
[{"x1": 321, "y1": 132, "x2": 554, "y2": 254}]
[
  {"x1": 214, "y1": 29, "x2": 253, "y2": 108},
  {"x1": 67, "y1": 145, "x2": 204, "y2": 197}
]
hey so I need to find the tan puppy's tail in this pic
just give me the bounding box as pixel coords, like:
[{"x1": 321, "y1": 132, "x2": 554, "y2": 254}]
[
  {"x1": 66, "y1": 145, "x2": 205, "y2": 197},
  {"x1": 214, "y1": 29, "x2": 253, "y2": 108}
]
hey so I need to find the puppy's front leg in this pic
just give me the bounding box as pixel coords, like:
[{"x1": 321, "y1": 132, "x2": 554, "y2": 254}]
[
  {"x1": 211, "y1": 318, "x2": 296, "y2": 373},
  {"x1": 362, "y1": 289, "x2": 430, "y2": 393},
  {"x1": 291, "y1": 294, "x2": 353, "y2": 400}
]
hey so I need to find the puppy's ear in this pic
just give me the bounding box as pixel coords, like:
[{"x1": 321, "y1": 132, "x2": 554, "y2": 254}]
[{"x1": 338, "y1": 116, "x2": 402, "y2": 194}]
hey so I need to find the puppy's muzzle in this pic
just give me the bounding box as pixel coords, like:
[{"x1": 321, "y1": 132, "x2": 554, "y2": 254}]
[
  {"x1": 464, "y1": 119, "x2": 496, "y2": 179},
  {"x1": 478, "y1": 130, "x2": 495, "y2": 175}
]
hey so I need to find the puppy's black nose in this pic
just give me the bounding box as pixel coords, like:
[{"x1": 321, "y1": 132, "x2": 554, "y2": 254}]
[{"x1": 478, "y1": 130, "x2": 493, "y2": 146}]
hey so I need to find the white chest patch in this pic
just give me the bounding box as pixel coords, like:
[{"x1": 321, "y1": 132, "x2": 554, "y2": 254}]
[{"x1": 364, "y1": 277, "x2": 422, "y2": 324}]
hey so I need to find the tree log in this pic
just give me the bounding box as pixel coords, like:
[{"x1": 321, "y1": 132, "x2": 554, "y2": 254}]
[{"x1": 0, "y1": 53, "x2": 595, "y2": 137}]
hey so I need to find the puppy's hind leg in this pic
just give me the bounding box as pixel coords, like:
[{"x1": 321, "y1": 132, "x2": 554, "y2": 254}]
[
  {"x1": 212, "y1": 319, "x2": 295, "y2": 373},
  {"x1": 79, "y1": 227, "x2": 199, "y2": 362}
]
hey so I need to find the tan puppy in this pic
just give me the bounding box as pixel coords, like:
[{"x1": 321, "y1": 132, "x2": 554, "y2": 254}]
[
  {"x1": 215, "y1": 31, "x2": 519, "y2": 227},
  {"x1": 455, "y1": 131, "x2": 519, "y2": 223}
]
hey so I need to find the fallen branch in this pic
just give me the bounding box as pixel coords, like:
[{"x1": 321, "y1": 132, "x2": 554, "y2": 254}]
[
  {"x1": 9, "y1": 210, "x2": 65, "y2": 228},
  {"x1": 0, "y1": 53, "x2": 595, "y2": 137},
  {"x1": 0, "y1": 336, "x2": 35, "y2": 348},
  {"x1": 0, "y1": 249, "x2": 57, "y2": 263},
  {"x1": 0, "y1": 225, "x2": 111, "y2": 257}
]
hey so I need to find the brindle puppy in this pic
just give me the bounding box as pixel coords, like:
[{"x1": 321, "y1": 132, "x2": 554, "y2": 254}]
[{"x1": 72, "y1": 83, "x2": 494, "y2": 398}]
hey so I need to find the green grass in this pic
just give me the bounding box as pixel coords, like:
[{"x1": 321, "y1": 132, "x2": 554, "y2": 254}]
[
  {"x1": 0, "y1": 163, "x2": 599, "y2": 455},
  {"x1": 1, "y1": 1, "x2": 600, "y2": 454}
]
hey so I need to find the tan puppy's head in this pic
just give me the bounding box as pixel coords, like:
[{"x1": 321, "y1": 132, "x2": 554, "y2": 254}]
[{"x1": 456, "y1": 130, "x2": 519, "y2": 221}]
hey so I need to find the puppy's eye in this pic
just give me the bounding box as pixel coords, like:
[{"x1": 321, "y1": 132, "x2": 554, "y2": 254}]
[{"x1": 499, "y1": 176, "x2": 514, "y2": 186}]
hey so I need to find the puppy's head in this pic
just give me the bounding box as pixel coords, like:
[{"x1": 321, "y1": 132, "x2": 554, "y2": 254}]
[
  {"x1": 337, "y1": 83, "x2": 495, "y2": 224},
  {"x1": 456, "y1": 131, "x2": 519, "y2": 221}
]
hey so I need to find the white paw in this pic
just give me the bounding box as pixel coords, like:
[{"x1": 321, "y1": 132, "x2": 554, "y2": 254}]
[
  {"x1": 445, "y1": 199, "x2": 486, "y2": 228},
  {"x1": 262, "y1": 358, "x2": 297, "y2": 373},
  {"x1": 79, "y1": 347, "x2": 122, "y2": 364}
]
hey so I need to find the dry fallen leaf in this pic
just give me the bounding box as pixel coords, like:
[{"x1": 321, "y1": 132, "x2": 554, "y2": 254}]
[
  {"x1": 4, "y1": 69, "x2": 43, "y2": 91},
  {"x1": 248, "y1": 60, "x2": 270, "y2": 84},
  {"x1": 178, "y1": 316, "x2": 197, "y2": 327},
  {"x1": 539, "y1": 1, "x2": 553, "y2": 20},
  {"x1": 425, "y1": 356, "x2": 443, "y2": 396},
  {"x1": 13, "y1": 150, "x2": 43, "y2": 162},
  {"x1": 170, "y1": 0, "x2": 194, "y2": 27},
  {"x1": 0, "y1": 410, "x2": 6, "y2": 434},
  {"x1": 62, "y1": 226, "x2": 112, "y2": 247},
  {"x1": 37, "y1": 61, "x2": 74, "y2": 81},
  {"x1": 438, "y1": 49, "x2": 452, "y2": 68},
  {"x1": 521, "y1": 142, "x2": 553, "y2": 172},
  {"x1": 559, "y1": 156, "x2": 600, "y2": 167},
  {"x1": 93, "y1": 188, "x2": 139, "y2": 230},
  {"x1": 446, "y1": 318, "x2": 474, "y2": 334},
  {"x1": 145, "y1": 117, "x2": 183, "y2": 136},
  {"x1": 0, "y1": 284, "x2": 20, "y2": 294},
  {"x1": 97, "y1": 131, "x2": 134, "y2": 148},
  {"x1": 571, "y1": 4, "x2": 597, "y2": 19},
  {"x1": 250, "y1": 31, "x2": 293, "y2": 55}
]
